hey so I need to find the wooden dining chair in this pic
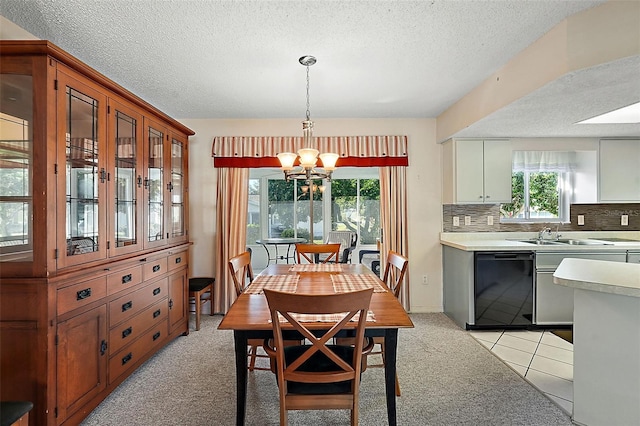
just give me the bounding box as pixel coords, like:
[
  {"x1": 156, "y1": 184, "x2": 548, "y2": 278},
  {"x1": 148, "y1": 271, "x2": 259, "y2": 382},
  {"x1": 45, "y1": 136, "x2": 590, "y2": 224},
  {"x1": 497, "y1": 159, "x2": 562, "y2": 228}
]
[
  {"x1": 263, "y1": 288, "x2": 374, "y2": 426},
  {"x1": 295, "y1": 243, "x2": 341, "y2": 264},
  {"x1": 228, "y1": 250, "x2": 270, "y2": 371},
  {"x1": 367, "y1": 250, "x2": 408, "y2": 395}
]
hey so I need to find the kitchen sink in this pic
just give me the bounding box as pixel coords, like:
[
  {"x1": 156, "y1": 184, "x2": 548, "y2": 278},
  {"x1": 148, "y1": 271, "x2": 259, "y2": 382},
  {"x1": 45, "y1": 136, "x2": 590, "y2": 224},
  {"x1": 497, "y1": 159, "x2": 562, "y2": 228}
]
[
  {"x1": 556, "y1": 239, "x2": 612, "y2": 245},
  {"x1": 518, "y1": 239, "x2": 565, "y2": 245}
]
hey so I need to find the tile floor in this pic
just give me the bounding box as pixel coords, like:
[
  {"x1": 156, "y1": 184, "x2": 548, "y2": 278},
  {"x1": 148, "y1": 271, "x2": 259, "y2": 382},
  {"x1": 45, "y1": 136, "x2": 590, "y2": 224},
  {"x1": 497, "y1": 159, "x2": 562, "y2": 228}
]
[{"x1": 469, "y1": 329, "x2": 574, "y2": 415}]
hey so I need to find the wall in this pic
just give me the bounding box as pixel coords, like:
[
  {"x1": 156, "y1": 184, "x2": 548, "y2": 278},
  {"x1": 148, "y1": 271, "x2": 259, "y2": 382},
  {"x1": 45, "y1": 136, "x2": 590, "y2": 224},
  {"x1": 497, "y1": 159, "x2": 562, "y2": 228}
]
[{"x1": 181, "y1": 118, "x2": 443, "y2": 313}]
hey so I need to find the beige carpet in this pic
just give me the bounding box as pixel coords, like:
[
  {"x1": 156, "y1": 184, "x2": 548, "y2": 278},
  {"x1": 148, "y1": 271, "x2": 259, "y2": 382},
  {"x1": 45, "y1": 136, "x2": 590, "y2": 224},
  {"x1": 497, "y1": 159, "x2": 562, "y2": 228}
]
[{"x1": 81, "y1": 313, "x2": 572, "y2": 425}]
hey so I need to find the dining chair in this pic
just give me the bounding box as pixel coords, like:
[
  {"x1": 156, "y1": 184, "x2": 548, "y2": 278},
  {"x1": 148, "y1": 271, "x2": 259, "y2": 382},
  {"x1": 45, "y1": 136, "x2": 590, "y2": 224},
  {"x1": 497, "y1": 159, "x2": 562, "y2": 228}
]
[
  {"x1": 228, "y1": 250, "x2": 270, "y2": 371},
  {"x1": 295, "y1": 243, "x2": 341, "y2": 264},
  {"x1": 367, "y1": 250, "x2": 408, "y2": 395},
  {"x1": 263, "y1": 288, "x2": 374, "y2": 426}
]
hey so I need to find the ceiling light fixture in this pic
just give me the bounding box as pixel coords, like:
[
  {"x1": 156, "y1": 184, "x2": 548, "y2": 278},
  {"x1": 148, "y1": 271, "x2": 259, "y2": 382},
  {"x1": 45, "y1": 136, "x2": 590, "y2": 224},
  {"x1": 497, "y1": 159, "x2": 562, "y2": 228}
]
[{"x1": 277, "y1": 55, "x2": 339, "y2": 182}]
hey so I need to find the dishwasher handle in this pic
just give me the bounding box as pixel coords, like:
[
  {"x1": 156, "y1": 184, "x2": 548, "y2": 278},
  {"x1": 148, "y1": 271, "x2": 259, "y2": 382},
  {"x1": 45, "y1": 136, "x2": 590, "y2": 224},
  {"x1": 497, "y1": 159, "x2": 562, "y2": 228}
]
[{"x1": 476, "y1": 252, "x2": 534, "y2": 261}]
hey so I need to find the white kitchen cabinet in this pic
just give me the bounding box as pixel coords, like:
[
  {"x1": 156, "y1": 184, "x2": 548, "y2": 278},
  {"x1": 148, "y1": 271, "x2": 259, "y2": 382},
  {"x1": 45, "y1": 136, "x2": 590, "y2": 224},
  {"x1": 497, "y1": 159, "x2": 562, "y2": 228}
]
[
  {"x1": 443, "y1": 139, "x2": 512, "y2": 204},
  {"x1": 599, "y1": 139, "x2": 640, "y2": 202},
  {"x1": 535, "y1": 251, "x2": 626, "y2": 325}
]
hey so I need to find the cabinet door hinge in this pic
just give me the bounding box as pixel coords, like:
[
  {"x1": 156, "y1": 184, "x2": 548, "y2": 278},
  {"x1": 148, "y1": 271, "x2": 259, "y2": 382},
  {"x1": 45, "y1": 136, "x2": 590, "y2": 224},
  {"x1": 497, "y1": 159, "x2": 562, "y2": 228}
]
[
  {"x1": 107, "y1": 105, "x2": 111, "y2": 114},
  {"x1": 54, "y1": 163, "x2": 58, "y2": 174},
  {"x1": 55, "y1": 335, "x2": 59, "y2": 345},
  {"x1": 54, "y1": 249, "x2": 58, "y2": 259},
  {"x1": 107, "y1": 241, "x2": 110, "y2": 249},
  {"x1": 55, "y1": 407, "x2": 58, "y2": 418},
  {"x1": 54, "y1": 79, "x2": 58, "y2": 90}
]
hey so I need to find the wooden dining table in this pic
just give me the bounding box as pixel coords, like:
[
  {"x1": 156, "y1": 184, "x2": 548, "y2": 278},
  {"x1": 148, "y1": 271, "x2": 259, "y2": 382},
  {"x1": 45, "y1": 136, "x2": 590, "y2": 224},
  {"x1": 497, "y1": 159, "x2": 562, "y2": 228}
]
[{"x1": 218, "y1": 263, "x2": 414, "y2": 425}]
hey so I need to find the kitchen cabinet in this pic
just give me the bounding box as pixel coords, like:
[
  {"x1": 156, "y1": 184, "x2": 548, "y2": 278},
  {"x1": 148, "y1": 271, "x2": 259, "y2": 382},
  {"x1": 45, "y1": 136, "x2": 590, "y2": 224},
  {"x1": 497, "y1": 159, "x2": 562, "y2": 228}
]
[
  {"x1": 599, "y1": 139, "x2": 640, "y2": 202},
  {"x1": 442, "y1": 139, "x2": 512, "y2": 204},
  {"x1": 0, "y1": 41, "x2": 193, "y2": 426},
  {"x1": 535, "y1": 252, "x2": 626, "y2": 325}
]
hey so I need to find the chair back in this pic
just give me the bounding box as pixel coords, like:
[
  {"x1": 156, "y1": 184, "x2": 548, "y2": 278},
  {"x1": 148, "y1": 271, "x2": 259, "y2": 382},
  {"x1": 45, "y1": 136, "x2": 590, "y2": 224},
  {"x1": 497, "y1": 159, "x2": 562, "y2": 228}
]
[
  {"x1": 228, "y1": 251, "x2": 254, "y2": 296},
  {"x1": 382, "y1": 251, "x2": 408, "y2": 299},
  {"x1": 263, "y1": 288, "x2": 373, "y2": 421},
  {"x1": 324, "y1": 231, "x2": 358, "y2": 263},
  {"x1": 295, "y1": 243, "x2": 341, "y2": 264}
]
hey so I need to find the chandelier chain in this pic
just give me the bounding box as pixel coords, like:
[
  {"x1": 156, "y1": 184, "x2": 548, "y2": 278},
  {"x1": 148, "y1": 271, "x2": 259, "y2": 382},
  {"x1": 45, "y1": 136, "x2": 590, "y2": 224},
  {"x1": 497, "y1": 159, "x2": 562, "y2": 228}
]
[{"x1": 305, "y1": 64, "x2": 311, "y2": 121}]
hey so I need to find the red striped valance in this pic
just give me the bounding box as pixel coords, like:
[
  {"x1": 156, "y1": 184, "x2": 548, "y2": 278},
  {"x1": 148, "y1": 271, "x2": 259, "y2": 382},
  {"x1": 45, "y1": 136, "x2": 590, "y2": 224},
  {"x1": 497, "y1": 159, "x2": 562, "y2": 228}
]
[{"x1": 211, "y1": 135, "x2": 408, "y2": 168}]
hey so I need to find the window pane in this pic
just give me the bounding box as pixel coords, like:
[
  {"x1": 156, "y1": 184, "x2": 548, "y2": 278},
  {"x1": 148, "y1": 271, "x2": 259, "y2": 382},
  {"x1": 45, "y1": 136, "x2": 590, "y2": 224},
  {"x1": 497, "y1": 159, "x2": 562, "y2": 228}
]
[
  {"x1": 500, "y1": 172, "x2": 524, "y2": 219},
  {"x1": 246, "y1": 178, "x2": 261, "y2": 245},
  {"x1": 330, "y1": 179, "x2": 357, "y2": 232},
  {"x1": 267, "y1": 179, "x2": 294, "y2": 238},
  {"x1": 359, "y1": 179, "x2": 380, "y2": 244},
  {"x1": 529, "y1": 172, "x2": 559, "y2": 218},
  {"x1": 296, "y1": 180, "x2": 323, "y2": 243}
]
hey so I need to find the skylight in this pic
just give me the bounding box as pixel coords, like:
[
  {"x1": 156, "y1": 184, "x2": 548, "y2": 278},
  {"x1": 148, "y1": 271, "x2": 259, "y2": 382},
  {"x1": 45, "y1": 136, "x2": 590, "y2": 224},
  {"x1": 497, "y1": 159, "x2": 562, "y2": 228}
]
[{"x1": 576, "y1": 102, "x2": 640, "y2": 124}]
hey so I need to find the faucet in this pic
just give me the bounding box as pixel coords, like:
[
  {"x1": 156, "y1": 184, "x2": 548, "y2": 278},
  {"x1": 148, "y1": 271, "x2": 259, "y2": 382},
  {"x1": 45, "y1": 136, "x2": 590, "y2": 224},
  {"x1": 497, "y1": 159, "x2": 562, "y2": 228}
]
[{"x1": 538, "y1": 227, "x2": 552, "y2": 240}]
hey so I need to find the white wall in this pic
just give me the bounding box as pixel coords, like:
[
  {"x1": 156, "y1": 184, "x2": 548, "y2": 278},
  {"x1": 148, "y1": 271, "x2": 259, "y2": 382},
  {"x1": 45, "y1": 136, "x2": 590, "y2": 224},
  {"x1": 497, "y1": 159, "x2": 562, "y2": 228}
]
[{"x1": 181, "y1": 118, "x2": 443, "y2": 312}]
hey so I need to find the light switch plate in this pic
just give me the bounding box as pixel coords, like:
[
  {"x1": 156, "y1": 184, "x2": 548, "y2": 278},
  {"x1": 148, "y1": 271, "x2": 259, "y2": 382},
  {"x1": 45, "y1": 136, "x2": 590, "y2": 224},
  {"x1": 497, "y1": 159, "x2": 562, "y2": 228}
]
[
  {"x1": 487, "y1": 216, "x2": 494, "y2": 226},
  {"x1": 453, "y1": 216, "x2": 460, "y2": 227},
  {"x1": 578, "y1": 215, "x2": 585, "y2": 226},
  {"x1": 464, "y1": 216, "x2": 471, "y2": 226},
  {"x1": 621, "y1": 215, "x2": 629, "y2": 226}
]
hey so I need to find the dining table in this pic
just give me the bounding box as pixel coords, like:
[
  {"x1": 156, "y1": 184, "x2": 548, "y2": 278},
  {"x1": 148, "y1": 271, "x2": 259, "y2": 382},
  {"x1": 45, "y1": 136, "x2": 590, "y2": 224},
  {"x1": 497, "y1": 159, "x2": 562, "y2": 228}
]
[{"x1": 218, "y1": 263, "x2": 414, "y2": 425}]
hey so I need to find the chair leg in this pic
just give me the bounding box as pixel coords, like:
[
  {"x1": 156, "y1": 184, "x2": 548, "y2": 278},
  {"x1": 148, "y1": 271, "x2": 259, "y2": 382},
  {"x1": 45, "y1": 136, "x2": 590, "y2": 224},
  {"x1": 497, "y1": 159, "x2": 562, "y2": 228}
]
[
  {"x1": 248, "y1": 344, "x2": 258, "y2": 371},
  {"x1": 195, "y1": 291, "x2": 201, "y2": 331},
  {"x1": 209, "y1": 288, "x2": 215, "y2": 316}
]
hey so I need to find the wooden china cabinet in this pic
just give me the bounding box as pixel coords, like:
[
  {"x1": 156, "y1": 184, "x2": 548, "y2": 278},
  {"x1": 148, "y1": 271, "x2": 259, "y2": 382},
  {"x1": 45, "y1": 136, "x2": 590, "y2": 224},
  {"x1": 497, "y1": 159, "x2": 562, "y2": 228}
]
[{"x1": 0, "y1": 41, "x2": 194, "y2": 426}]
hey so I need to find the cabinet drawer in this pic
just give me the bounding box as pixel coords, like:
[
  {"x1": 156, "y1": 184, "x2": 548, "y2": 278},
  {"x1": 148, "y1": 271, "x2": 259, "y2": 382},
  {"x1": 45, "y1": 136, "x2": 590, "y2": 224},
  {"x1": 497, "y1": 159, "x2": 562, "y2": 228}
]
[
  {"x1": 107, "y1": 266, "x2": 143, "y2": 296},
  {"x1": 109, "y1": 298, "x2": 168, "y2": 354},
  {"x1": 108, "y1": 323, "x2": 167, "y2": 384},
  {"x1": 143, "y1": 257, "x2": 168, "y2": 280},
  {"x1": 536, "y1": 252, "x2": 627, "y2": 269},
  {"x1": 57, "y1": 277, "x2": 107, "y2": 316},
  {"x1": 109, "y1": 278, "x2": 168, "y2": 326},
  {"x1": 167, "y1": 252, "x2": 187, "y2": 272}
]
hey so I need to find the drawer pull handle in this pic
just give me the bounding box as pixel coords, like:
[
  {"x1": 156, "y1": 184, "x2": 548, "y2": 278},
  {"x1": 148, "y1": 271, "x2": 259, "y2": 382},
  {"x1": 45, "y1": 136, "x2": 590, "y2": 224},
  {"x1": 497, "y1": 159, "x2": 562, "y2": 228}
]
[
  {"x1": 153, "y1": 331, "x2": 161, "y2": 341},
  {"x1": 122, "y1": 327, "x2": 132, "y2": 338},
  {"x1": 153, "y1": 309, "x2": 161, "y2": 318},
  {"x1": 100, "y1": 340, "x2": 108, "y2": 356},
  {"x1": 153, "y1": 287, "x2": 161, "y2": 296},
  {"x1": 152, "y1": 264, "x2": 161, "y2": 273},
  {"x1": 122, "y1": 352, "x2": 132, "y2": 365},
  {"x1": 175, "y1": 257, "x2": 182, "y2": 264},
  {"x1": 76, "y1": 288, "x2": 92, "y2": 300},
  {"x1": 122, "y1": 274, "x2": 132, "y2": 284},
  {"x1": 122, "y1": 301, "x2": 133, "y2": 312}
]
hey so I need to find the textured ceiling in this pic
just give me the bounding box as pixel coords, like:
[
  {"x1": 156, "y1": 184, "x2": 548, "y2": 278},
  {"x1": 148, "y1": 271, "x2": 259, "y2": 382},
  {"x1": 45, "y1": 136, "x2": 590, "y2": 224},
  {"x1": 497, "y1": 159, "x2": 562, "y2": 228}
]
[{"x1": 1, "y1": 0, "x2": 638, "y2": 139}]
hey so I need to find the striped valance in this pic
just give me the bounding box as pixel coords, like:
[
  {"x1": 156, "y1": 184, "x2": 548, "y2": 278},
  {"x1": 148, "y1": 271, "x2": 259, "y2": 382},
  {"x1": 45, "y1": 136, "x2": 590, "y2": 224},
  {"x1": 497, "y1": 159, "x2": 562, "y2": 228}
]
[{"x1": 211, "y1": 135, "x2": 408, "y2": 168}]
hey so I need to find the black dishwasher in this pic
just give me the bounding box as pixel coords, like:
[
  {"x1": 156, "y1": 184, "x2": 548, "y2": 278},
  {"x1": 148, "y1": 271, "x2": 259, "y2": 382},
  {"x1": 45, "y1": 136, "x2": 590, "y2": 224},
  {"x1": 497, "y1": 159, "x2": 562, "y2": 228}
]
[{"x1": 473, "y1": 251, "x2": 534, "y2": 329}]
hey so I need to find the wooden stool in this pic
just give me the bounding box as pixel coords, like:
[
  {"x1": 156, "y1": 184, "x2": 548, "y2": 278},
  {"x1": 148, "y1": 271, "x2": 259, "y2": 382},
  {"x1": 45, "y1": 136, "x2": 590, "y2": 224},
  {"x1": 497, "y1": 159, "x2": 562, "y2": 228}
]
[
  {"x1": 188, "y1": 277, "x2": 215, "y2": 331},
  {"x1": 0, "y1": 401, "x2": 33, "y2": 426}
]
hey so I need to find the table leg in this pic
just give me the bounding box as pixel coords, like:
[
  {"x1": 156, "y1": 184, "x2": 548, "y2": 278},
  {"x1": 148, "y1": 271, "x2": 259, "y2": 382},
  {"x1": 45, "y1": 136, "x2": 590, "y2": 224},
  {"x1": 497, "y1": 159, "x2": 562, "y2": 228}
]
[
  {"x1": 234, "y1": 330, "x2": 248, "y2": 426},
  {"x1": 260, "y1": 243, "x2": 271, "y2": 268},
  {"x1": 384, "y1": 328, "x2": 398, "y2": 426}
]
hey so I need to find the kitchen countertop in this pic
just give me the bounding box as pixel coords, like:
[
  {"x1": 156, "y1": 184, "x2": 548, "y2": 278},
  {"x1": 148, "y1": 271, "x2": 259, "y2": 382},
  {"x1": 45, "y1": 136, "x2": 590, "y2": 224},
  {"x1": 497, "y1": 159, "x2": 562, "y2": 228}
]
[
  {"x1": 440, "y1": 231, "x2": 640, "y2": 252},
  {"x1": 553, "y1": 258, "x2": 640, "y2": 297}
]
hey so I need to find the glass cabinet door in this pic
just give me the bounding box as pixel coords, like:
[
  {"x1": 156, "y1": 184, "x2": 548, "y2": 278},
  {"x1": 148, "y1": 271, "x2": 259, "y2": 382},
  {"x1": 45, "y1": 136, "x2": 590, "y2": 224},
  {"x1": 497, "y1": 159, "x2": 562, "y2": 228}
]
[
  {"x1": 57, "y1": 70, "x2": 107, "y2": 267},
  {"x1": 168, "y1": 133, "x2": 187, "y2": 243},
  {"x1": 144, "y1": 119, "x2": 167, "y2": 248},
  {"x1": 109, "y1": 99, "x2": 143, "y2": 256},
  {"x1": 0, "y1": 73, "x2": 33, "y2": 263}
]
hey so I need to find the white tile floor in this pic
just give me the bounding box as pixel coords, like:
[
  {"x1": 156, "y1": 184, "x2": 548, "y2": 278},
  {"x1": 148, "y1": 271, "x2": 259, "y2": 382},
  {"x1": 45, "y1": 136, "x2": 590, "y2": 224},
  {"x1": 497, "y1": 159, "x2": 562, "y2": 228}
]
[{"x1": 469, "y1": 329, "x2": 574, "y2": 415}]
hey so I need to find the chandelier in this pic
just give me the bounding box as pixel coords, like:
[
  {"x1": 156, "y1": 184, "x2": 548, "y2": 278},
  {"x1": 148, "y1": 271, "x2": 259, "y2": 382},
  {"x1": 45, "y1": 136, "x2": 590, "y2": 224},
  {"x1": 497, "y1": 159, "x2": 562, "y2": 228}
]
[{"x1": 277, "y1": 55, "x2": 339, "y2": 182}]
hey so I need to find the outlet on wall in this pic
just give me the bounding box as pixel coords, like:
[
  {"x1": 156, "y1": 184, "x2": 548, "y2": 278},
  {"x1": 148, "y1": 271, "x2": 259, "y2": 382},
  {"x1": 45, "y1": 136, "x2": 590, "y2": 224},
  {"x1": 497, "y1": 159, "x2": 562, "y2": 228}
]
[
  {"x1": 464, "y1": 216, "x2": 471, "y2": 226},
  {"x1": 487, "y1": 216, "x2": 494, "y2": 226},
  {"x1": 422, "y1": 274, "x2": 428, "y2": 285},
  {"x1": 621, "y1": 215, "x2": 629, "y2": 226},
  {"x1": 578, "y1": 214, "x2": 585, "y2": 226},
  {"x1": 453, "y1": 216, "x2": 460, "y2": 227}
]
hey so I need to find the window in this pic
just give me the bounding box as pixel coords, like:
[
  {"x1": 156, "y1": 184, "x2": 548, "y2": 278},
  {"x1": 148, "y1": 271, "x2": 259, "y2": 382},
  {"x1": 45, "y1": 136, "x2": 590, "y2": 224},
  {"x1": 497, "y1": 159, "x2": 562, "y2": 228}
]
[
  {"x1": 247, "y1": 168, "x2": 380, "y2": 246},
  {"x1": 500, "y1": 151, "x2": 574, "y2": 222}
]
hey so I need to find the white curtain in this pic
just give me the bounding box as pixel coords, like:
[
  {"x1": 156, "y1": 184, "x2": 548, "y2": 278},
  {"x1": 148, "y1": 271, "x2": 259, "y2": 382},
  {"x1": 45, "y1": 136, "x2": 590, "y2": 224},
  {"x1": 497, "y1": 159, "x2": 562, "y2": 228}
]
[
  {"x1": 379, "y1": 166, "x2": 410, "y2": 310},
  {"x1": 512, "y1": 151, "x2": 576, "y2": 172},
  {"x1": 214, "y1": 168, "x2": 249, "y2": 314}
]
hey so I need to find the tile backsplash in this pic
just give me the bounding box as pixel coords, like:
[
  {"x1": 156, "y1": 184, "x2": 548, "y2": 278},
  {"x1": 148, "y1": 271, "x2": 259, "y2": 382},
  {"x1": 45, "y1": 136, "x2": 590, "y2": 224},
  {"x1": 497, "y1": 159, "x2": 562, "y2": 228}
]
[{"x1": 442, "y1": 203, "x2": 640, "y2": 232}]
